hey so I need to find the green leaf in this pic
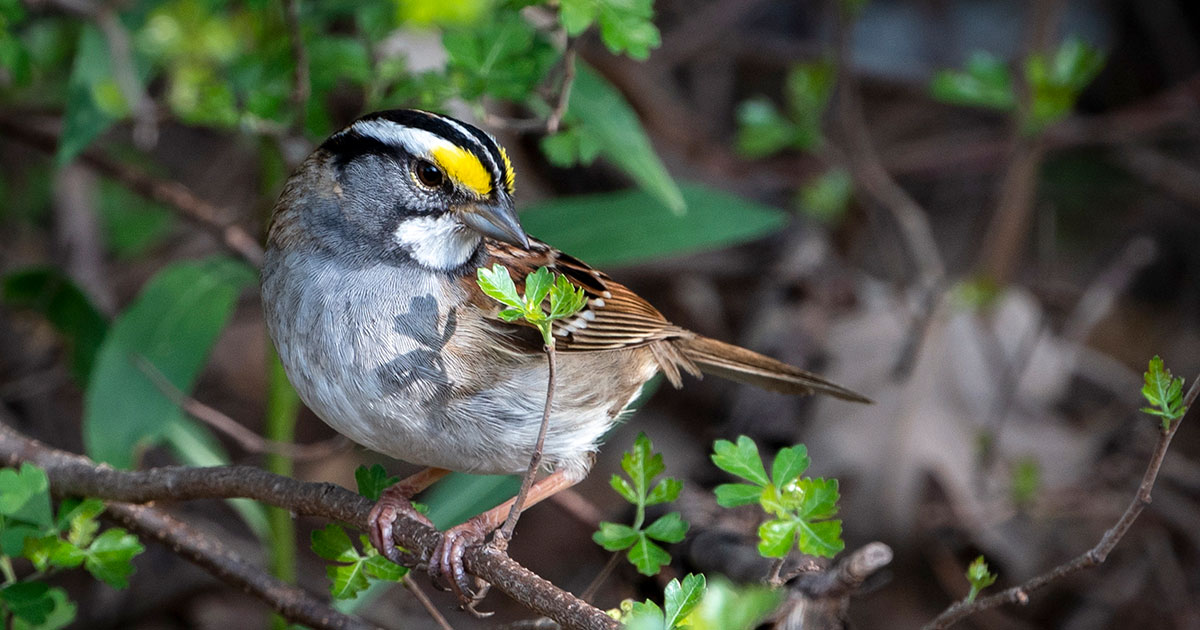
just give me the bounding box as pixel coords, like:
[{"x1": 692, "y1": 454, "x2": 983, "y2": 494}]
[
  {"x1": 770, "y1": 444, "x2": 810, "y2": 487},
  {"x1": 363, "y1": 554, "x2": 407, "y2": 582},
  {"x1": 798, "y1": 169, "x2": 853, "y2": 224},
  {"x1": 623, "y1": 433, "x2": 665, "y2": 500},
  {"x1": 628, "y1": 534, "x2": 672, "y2": 576},
  {"x1": 645, "y1": 478, "x2": 682, "y2": 506},
  {"x1": 793, "y1": 518, "x2": 843, "y2": 558},
  {"x1": 1025, "y1": 37, "x2": 1104, "y2": 131},
  {"x1": 783, "y1": 61, "x2": 835, "y2": 150},
  {"x1": 83, "y1": 257, "x2": 256, "y2": 468},
  {"x1": 0, "y1": 524, "x2": 39, "y2": 558},
  {"x1": 685, "y1": 575, "x2": 781, "y2": 630},
  {"x1": 56, "y1": 498, "x2": 105, "y2": 546},
  {"x1": 713, "y1": 483, "x2": 762, "y2": 508},
  {"x1": 2, "y1": 267, "x2": 109, "y2": 382},
  {"x1": 311, "y1": 524, "x2": 359, "y2": 563},
  {"x1": 788, "y1": 478, "x2": 840, "y2": 520},
  {"x1": 711, "y1": 436, "x2": 770, "y2": 486},
  {"x1": 476, "y1": 264, "x2": 523, "y2": 308},
  {"x1": 11, "y1": 586, "x2": 75, "y2": 630},
  {"x1": 540, "y1": 127, "x2": 603, "y2": 167},
  {"x1": 498, "y1": 308, "x2": 524, "y2": 322},
  {"x1": 0, "y1": 463, "x2": 53, "y2": 529},
  {"x1": 756, "y1": 519, "x2": 796, "y2": 558},
  {"x1": 327, "y1": 560, "x2": 370, "y2": 600},
  {"x1": 663, "y1": 573, "x2": 706, "y2": 629},
  {"x1": 558, "y1": 0, "x2": 660, "y2": 60},
  {"x1": 59, "y1": 26, "x2": 117, "y2": 165},
  {"x1": 81, "y1": 528, "x2": 143, "y2": 588},
  {"x1": 593, "y1": 521, "x2": 639, "y2": 551},
  {"x1": 444, "y1": 12, "x2": 555, "y2": 101},
  {"x1": 930, "y1": 50, "x2": 1015, "y2": 111},
  {"x1": 564, "y1": 64, "x2": 685, "y2": 214},
  {"x1": 644, "y1": 512, "x2": 688, "y2": 544},
  {"x1": 965, "y1": 555, "x2": 998, "y2": 603},
  {"x1": 548, "y1": 275, "x2": 587, "y2": 320},
  {"x1": 354, "y1": 464, "x2": 399, "y2": 502},
  {"x1": 23, "y1": 536, "x2": 84, "y2": 572},
  {"x1": 1141, "y1": 355, "x2": 1187, "y2": 429},
  {"x1": 519, "y1": 184, "x2": 787, "y2": 267},
  {"x1": 97, "y1": 180, "x2": 176, "y2": 259},
  {"x1": 735, "y1": 97, "x2": 797, "y2": 158},
  {"x1": 0, "y1": 582, "x2": 55, "y2": 625},
  {"x1": 524, "y1": 267, "x2": 554, "y2": 310},
  {"x1": 610, "y1": 475, "x2": 638, "y2": 505}
]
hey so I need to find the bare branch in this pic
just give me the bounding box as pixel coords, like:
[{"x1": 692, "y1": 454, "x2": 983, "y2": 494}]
[
  {"x1": 0, "y1": 118, "x2": 265, "y2": 268},
  {"x1": 923, "y1": 375, "x2": 1199, "y2": 630},
  {"x1": 0, "y1": 421, "x2": 619, "y2": 630},
  {"x1": 108, "y1": 502, "x2": 382, "y2": 630}
]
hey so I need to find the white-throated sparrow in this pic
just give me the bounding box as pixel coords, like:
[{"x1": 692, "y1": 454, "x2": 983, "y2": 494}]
[{"x1": 261, "y1": 109, "x2": 868, "y2": 602}]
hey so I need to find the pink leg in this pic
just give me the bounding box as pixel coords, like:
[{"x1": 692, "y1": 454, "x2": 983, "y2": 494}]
[{"x1": 366, "y1": 467, "x2": 449, "y2": 564}]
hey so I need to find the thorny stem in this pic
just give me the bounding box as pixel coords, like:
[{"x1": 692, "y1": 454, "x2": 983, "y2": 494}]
[
  {"x1": 496, "y1": 344, "x2": 558, "y2": 546},
  {"x1": 923, "y1": 373, "x2": 1199, "y2": 630}
]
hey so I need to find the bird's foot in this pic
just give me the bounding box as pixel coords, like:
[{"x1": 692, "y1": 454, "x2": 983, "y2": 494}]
[
  {"x1": 367, "y1": 484, "x2": 434, "y2": 565},
  {"x1": 429, "y1": 517, "x2": 495, "y2": 613}
]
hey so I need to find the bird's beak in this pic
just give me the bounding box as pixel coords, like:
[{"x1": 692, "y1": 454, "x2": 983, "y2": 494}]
[{"x1": 457, "y1": 197, "x2": 530, "y2": 249}]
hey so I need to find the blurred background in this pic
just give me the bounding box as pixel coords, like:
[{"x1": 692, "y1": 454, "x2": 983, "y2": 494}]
[{"x1": 1, "y1": 0, "x2": 1198, "y2": 627}]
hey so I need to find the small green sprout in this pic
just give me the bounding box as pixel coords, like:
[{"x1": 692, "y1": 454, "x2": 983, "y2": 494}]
[
  {"x1": 310, "y1": 524, "x2": 406, "y2": 600},
  {"x1": 612, "y1": 573, "x2": 706, "y2": 630},
  {"x1": 593, "y1": 433, "x2": 689, "y2": 576},
  {"x1": 965, "y1": 555, "x2": 998, "y2": 603},
  {"x1": 476, "y1": 264, "x2": 588, "y2": 347},
  {"x1": 1141, "y1": 355, "x2": 1188, "y2": 431},
  {"x1": 711, "y1": 436, "x2": 844, "y2": 559}
]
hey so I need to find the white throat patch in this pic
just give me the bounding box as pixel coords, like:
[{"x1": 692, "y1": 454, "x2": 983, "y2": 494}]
[{"x1": 394, "y1": 215, "x2": 481, "y2": 271}]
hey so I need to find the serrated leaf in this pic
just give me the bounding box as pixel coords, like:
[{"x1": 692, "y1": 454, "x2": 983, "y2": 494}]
[
  {"x1": 623, "y1": 432, "x2": 665, "y2": 499},
  {"x1": 23, "y1": 536, "x2": 84, "y2": 572},
  {"x1": 444, "y1": 12, "x2": 555, "y2": 101},
  {"x1": 789, "y1": 478, "x2": 840, "y2": 520},
  {"x1": 645, "y1": 478, "x2": 682, "y2": 506},
  {"x1": 83, "y1": 257, "x2": 256, "y2": 469},
  {"x1": 628, "y1": 534, "x2": 672, "y2": 576},
  {"x1": 0, "y1": 463, "x2": 53, "y2": 529},
  {"x1": 756, "y1": 519, "x2": 797, "y2": 558},
  {"x1": 771, "y1": 444, "x2": 810, "y2": 487},
  {"x1": 644, "y1": 512, "x2": 688, "y2": 544},
  {"x1": 548, "y1": 275, "x2": 587, "y2": 320},
  {"x1": 81, "y1": 528, "x2": 143, "y2": 588},
  {"x1": 610, "y1": 475, "x2": 638, "y2": 505},
  {"x1": 0, "y1": 524, "x2": 40, "y2": 558},
  {"x1": 497, "y1": 308, "x2": 524, "y2": 322},
  {"x1": 663, "y1": 573, "x2": 706, "y2": 629},
  {"x1": 713, "y1": 483, "x2": 763, "y2": 508},
  {"x1": 593, "y1": 521, "x2": 639, "y2": 551},
  {"x1": 363, "y1": 554, "x2": 408, "y2": 582},
  {"x1": 965, "y1": 555, "x2": 998, "y2": 603},
  {"x1": 311, "y1": 524, "x2": 359, "y2": 563},
  {"x1": 327, "y1": 560, "x2": 370, "y2": 600},
  {"x1": 354, "y1": 464, "x2": 399, "y2": 502},
  {"x1": 524, "y1": 267, "x2": 553, "y2": 310},
  {"x1": 794, "y1": 518, "x2": 844, "y2": 558},
  {"x1": 685, "y1": 575, "x2": 781, "y2": 630},
  {"x1": 711, "y1": 436, "x2": 769, "y2": 486},
  {"x1": 476, "y1": 264, "x2": 524, "y2": 308},
  {"x1": 1141, "y1": 355, "x2": 1186, "y2": 427},
  {"x1": 0, "y1": 581, "x2": 55, "y2": 625},
  {"x1": 57, "y1": 498, "x2": 105, "y2": 547}
]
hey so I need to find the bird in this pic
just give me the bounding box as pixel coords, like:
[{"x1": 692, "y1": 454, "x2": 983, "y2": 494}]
[{"x1": 261, "y1": 108, "x2": 869, "y2": 604}]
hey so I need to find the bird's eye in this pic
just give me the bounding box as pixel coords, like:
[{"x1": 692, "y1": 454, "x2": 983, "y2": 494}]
[{"x1": 414, "y1": 160, "x2": 445, "y2": 188}]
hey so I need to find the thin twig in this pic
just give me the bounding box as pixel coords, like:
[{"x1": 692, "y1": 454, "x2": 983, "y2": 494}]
[
  {"x1": 134, "y1": 355, "x2": 349, "y2": 461},
  {"x1": 107, "y1": 502, "x2": 382, "y2": 630},
  {"x1": 404, "y1": 575, "x2": 457, "y2": 630},
  {"x1": 0, "y1": 419, "x2": 618, "y2": 630},
  {"x1": 923, "y1": 374, "x2": 1199, "y2": 630},
  {"x1": 496, "y1": 345, "x2": 558, "y2": 545},
  {"x1": 281, "y1": 0, "x2": 310, "y2": 128},
  {"x1": 485, "y1": 40, "x2": 578, "y2": 135},
  {"x1": 579, "y1": 552, "x2": 621, "y2": 603},
  {"x1": 0, "y1": 118, "x2": 265, "y2": 268}
]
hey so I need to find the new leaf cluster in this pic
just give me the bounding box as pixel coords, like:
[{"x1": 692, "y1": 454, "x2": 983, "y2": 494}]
[
  {"x1": 0, "y1": 463, "x2": 144, "y2": 629},
  {"x1": 593, "y1": 433, "x2": 689, "y2": 576},
  {"x1": 711, "y1": 436, "x2": 844, "y2": 559},
  {"x1": 476, "y1": 264, "x2": 588, "y2": 347}
]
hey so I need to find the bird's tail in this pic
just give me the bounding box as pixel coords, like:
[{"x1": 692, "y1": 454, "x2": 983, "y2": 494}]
[{"x1": 674, "y1": 335, "x2": 871, "y2": 403}]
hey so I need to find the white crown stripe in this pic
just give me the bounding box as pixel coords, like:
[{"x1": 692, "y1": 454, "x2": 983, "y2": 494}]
[
  {"x1": 428, "y1": 112, "x2": 503, "y2": 182},
  {"x1": 349, "y1": 119, "x2": 456, "y2": 159}
]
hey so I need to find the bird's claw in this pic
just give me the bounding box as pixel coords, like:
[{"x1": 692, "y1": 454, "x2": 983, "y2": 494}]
[
  {"x1": 429, "y1": 518, "x2": 493, "y2": 608},
  {"x1": 367, "y1": 485, "x2": 433, "y2": 565}
]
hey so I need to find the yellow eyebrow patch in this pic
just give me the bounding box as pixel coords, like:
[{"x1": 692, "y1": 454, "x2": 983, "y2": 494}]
[
  {"x1": 431, "y1": 145, "x2": 492, "y2": 196},
  {"x1": 499, "y1": 147, "x2": 516, "y2": 194}
]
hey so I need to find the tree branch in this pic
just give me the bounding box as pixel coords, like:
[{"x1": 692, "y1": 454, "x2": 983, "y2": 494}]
[
  {"x1": 923, "y1": 374, "x2": 1199, "y2": 630},
  {"x1": 0, "y1": 421, "x2": 618, "y2": 630}
]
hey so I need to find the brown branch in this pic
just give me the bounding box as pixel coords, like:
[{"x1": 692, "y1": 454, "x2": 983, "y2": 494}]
[
  {"x1": 0, "y1": 421, "x2": 618, "y2": 630},
  {"x1": 771, "y1": 543, "x2": 893, "y2": 630},
  {"x1": 497, "y1": 344, "x2": 558, "y2": 544},
  {"x1": 403, "y1": 575, "x2": 457, "y2": 630},
  {"x1": 923, "y1": 374, "x2": 1199, "y2": 630},
  {"x1": 107, "y1": 502, "x2": 381, "y2": 630},
  {"x1": 0, "y1": 118, "x2": 265, "y2": 268}
]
